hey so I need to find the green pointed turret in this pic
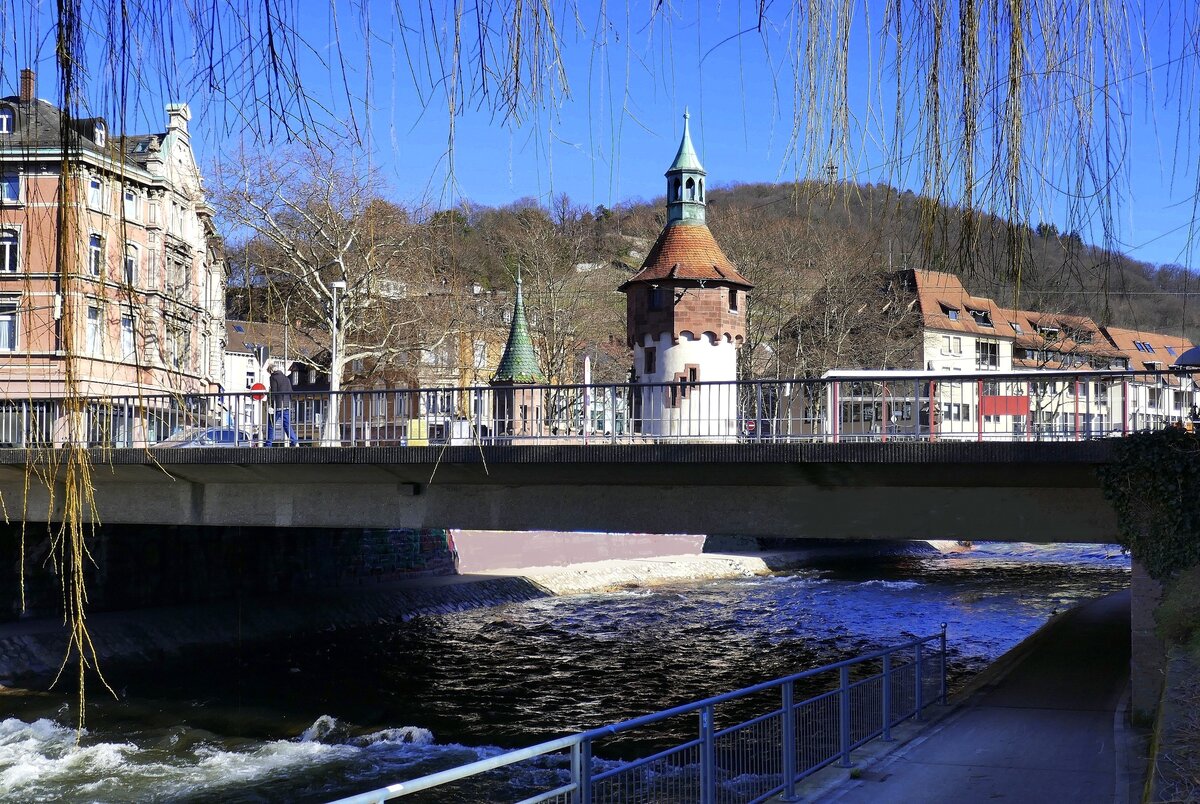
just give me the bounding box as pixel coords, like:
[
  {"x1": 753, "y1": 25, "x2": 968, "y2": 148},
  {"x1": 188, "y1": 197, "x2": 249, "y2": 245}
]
[
  {"x1": 665, "y1": 109, "x2": 707, "y2": 225},
  {"x1": 667, "y1": 109, "x2": 706, "y2": 174},
  {"x1": 491, "y1": 273, "x2": 546, "y2": 384}
]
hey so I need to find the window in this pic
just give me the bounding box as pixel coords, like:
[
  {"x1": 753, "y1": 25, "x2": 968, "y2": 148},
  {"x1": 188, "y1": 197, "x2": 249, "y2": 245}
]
[
  {"x1": 1166, "y1": 345, "x2": 1178, "y2": 357},
  {"x1": 1134, "y1": 341, "x2": 1146, "y2": 352},
  {"x1": 1149, "y1": 388, "x2": 1164, "y2": 408},
  {"x1": 0, "y1": 106, "x2": 13, "y2": 133},
  {"x1": 686, "y1": 177, "x2": 696, "y2": 200},
  {"x1": 729, "y1": 288, "x2": 738, "y2": 312},
  {"x1": 93, "y1": 121, "x2": 106, "y2": 147},
  {"x1": 951, "y1": 336, "x2": 962, "y2": 355},
  {"x1": 123, "y1": 189, "x2": 139, "y2": 220},
  {"x1": 86, "y1": 304, "x2": 102, "y2": 354},
  {"x1": 939, "y1": 304, "x2": 958, "y2": 320},
  {"x1": 245, "y1": 370, "x2": 256, "y2": 389},
  {"x1": 120, "y1": 315, "x2": 134, "y2": 358},
  {"x1": 975, "y1": 340, "x2": 1000, "y2": 369},
  {"x1": 648, "y1": 286, "x2": 664, "y2": 311},
  {"x1": 88, "y1": 234, "x2": 103, "y2": 275},
  {"x1": 1145, "y1": 343, "x2": 1156, "y2": 353},
  {"x1": 123, "y1": 243, "x2": 138, "y2": 284},
  {"x1": 87, "y1": 177, "x2": 104, "y2": 209},
  {"x1": 0, "y1": 229, "x2": 17, "y2": 272},
  {"x1": 0, "y1": 297, "x2": 16, "y2": 350},
  {"x1": 0, "y1": 172, "x2": 18, "y2": 203},
  {"x1": 1010, "y1": 322, "x2": 1023, "y2": 335},
  {"x1": 644, "y1": 347, "x2": 657, "y2": 375},
  {"x1": 968, "y1": 308, "x2": 993, "y2": 327},
  {"x1": 941, "y1": 335, "x2": 951, "y2": 355}
]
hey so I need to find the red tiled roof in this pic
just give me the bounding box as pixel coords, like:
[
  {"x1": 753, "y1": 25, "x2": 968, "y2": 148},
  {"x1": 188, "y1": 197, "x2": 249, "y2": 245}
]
[
  {"x1": 1102, "y1": 325, "x2": 1193, "y2": 369},
  {"x1": 619, "y1": 222, "x2": 753, "y2": 290}
]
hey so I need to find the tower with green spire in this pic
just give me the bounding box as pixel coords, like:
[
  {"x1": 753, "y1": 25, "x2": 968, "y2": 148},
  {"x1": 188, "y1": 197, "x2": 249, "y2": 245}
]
[
  {"x1": 491, "y1": 272, "x2": 546, "y2": 385},
  {"x1": 666, "y1": 109, "x2": 707, "y2": 225},
  {"x1": 491, "y1": 270, "x2": 545, "y2": 439}
]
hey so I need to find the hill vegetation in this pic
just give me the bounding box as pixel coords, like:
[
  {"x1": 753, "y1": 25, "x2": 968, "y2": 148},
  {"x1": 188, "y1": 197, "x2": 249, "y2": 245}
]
[{"x1": 224, "y1": 167, "x2": 1199, "y2": 383}]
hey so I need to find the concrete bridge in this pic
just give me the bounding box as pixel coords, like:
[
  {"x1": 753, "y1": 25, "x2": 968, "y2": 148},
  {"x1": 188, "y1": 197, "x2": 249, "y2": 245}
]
[{"x1": 0, "y1": 440, "x2": 1118, "y2": 542}]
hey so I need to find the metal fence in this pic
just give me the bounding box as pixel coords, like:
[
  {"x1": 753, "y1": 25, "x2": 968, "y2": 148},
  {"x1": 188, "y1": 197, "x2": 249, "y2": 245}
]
[
  {"x1": 327, "y1": 629, "x2": 948, "y2": 804},
  {"x1": 0, "y1": 368, "x2": 1195, "y2": 448}
]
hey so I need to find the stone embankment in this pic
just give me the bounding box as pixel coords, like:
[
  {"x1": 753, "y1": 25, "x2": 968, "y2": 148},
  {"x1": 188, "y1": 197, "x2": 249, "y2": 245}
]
[{"x1": 0, "y1": 550, "x2": 813, "y2": 686}]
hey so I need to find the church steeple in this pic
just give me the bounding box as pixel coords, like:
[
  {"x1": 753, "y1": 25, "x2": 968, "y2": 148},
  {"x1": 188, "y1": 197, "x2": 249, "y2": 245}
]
[{"x1": 665, "y1": 109, "x2": 707, "y2": 225}]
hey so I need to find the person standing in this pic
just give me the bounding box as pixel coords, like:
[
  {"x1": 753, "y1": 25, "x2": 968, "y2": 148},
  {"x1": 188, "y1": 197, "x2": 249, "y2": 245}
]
[{"x1": 266, "y1": 362, "x2": 299, "y2": 447}]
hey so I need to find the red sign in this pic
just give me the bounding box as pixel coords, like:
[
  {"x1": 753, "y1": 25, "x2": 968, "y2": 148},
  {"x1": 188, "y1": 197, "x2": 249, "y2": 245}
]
[{"x1": 250, "y1": 382, "x2": 267, "y2": 401}]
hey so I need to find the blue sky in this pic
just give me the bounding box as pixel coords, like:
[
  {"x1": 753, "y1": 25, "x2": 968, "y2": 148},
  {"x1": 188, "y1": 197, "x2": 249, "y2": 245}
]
[{"x1": 5, "y1": 1, "x2": 1197, "y2": 269}]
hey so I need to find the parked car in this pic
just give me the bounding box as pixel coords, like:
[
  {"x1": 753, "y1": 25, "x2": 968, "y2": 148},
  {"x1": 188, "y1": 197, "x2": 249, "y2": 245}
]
[{"x1": 156, "y1": 426, "x2": 253, "y2": 448}]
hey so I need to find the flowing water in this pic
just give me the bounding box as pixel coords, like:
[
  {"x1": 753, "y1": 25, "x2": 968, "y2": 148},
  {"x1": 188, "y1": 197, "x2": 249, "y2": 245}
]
[{"x1": 0, "y1": 542, "x2": 1129, "y2": 802}]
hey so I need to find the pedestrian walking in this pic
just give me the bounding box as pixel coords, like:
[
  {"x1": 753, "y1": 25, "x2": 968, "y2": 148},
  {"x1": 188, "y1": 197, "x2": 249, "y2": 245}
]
[{"x1": 266, "y1": 362, "x2": 299, "y2": 447}]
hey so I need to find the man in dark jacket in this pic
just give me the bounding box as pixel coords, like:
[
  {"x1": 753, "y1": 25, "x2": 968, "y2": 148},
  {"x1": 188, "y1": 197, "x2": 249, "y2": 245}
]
[{"x1": 265, "y1": 362, "x2": 299, "y2": 446}]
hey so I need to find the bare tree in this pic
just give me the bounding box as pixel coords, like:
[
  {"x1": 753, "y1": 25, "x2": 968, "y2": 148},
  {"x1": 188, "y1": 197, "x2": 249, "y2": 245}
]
[{"x1": 213, "y1": 140, "x2": 461, "y2": 437}]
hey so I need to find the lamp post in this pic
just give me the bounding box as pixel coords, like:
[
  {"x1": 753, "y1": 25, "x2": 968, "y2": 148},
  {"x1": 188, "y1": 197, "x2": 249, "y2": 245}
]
[{"x1": 327, "y1": 279, "x2": 347, "y2": 445}]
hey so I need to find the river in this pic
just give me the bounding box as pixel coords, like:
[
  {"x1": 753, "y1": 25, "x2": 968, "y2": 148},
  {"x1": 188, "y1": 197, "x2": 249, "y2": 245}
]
[{"x1": 0, "y1": 542, "x2": 1129, "y2": 802}]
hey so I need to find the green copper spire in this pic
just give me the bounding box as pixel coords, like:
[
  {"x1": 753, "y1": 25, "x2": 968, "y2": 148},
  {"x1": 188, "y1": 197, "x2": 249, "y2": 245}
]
[
  {"x1": 492, "y1": 271, "x2": 546, "y2": 384},
  {"x1": 665, "y1": 109, "x2": 707, "y2": 225},
  {"x1": 666, "y1": 109, "x2": 706, "y2": 174}
]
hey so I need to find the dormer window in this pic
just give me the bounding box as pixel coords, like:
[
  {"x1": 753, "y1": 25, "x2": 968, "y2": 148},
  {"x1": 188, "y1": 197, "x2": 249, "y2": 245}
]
[
  {"x1": 0, "y1": 107, "x2": 13, "y2": 134},
  {"x1": 93, "y1": 121, "x2": 106, "y2": 147},
  {"x1": 1010, "y1": 322, "x2": 1023, "y2": 335},
  {"x1": 940, "y1": 304, "x2": 959, "y2": 320},
  {"x1": 968, "y1": 308, "x2": 992, "y2": 327},
  {"x1": 1037, "y1": 325, "x2": 1059, "y2": 341}
]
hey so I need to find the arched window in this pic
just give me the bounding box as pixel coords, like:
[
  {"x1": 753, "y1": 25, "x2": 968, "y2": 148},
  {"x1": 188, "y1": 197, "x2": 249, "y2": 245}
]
[
  {"x1": 686, "y1": 177, "x2": 696, "y2": 200},
  {"x1": 671, "y1": 178, "x2": 681, "y2": 201},
  {"x1": 0, "y1": 229, "x2": 18, "y2": 272},
  {"x1": 0, "y1": 107, "x2": 14, "y2": 134},
  {"x1": 93, "y1": 121, "x2": 106, "y2": 147},
  {"x1": 699, "y1": 179, "x2": 704, "y2": 201},
  {"x1": 88, "y1": 234, "x2": 103, "y2": 276},
  {"x1": 123, "y1": 243, "x2": 139, "y2": 284}
]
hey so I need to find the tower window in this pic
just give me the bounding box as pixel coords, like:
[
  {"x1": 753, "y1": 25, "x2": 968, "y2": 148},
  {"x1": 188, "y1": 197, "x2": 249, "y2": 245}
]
[
  {"x1": 648, "y1": 286, "x2": 665, "y2": 311},
  {"x1": 728, "y1": 288, "x2": 738, "y2": 312},
  {"x1": 671, "y1": 178, "x2": 681, "y2": 201},
  {"x1": 644, "y1": 347, "x2": 657, "y2": 375},
  {"x1": 699, "y1": 179, "x2": 704, "y2": 201},
  {"x1": 686, "y1": 177, "x2": 696, "y2": 200},
  {"x1": 94, "y1": 121, "x2": 106, "y2": 147}
]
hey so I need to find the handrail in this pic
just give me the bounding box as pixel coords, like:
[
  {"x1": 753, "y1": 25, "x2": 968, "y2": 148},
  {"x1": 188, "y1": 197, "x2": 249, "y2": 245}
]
[
  {"x1": 0, "y1": 368, "x2": 1194, "y2": 449},
  {"x1": 326, "y1": 627, "x2": 949, "y2": 804}
]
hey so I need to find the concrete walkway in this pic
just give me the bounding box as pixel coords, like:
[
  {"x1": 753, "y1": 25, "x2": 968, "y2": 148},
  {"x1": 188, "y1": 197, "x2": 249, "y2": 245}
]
[{"x1": 822, "y1": 589, "x2": 1132, "y2": 803}]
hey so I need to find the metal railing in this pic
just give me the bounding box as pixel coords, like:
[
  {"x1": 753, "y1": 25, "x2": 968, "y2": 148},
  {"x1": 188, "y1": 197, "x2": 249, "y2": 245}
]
[
  {"x1": 328, "y1": 628, "x2": 948, "y2": 804},
  {"x1": 0, "y1": 369, "x2": 1194, "y2": 448}
]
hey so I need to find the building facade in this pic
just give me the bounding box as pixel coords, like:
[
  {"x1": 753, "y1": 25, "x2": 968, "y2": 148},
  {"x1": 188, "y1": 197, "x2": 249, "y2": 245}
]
[{"x1": 0, "y1": 70, "x2": 224, "y2": 444}]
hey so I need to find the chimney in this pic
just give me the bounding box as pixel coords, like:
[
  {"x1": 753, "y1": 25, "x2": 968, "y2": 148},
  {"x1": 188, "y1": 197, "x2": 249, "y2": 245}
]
[{"x1": 19, "y1": 68, "x2": 34, "y2": 103}]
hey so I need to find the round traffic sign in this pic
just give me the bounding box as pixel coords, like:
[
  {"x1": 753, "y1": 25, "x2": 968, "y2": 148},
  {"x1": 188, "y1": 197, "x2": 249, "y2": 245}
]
[{"x1": 250, "y1": 382, "x2": 267, "y2": 401}]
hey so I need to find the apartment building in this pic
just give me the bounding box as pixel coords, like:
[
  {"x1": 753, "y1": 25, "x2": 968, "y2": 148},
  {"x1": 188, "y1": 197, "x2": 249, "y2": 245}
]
[{"x1": 0, "y1": 70, "x2": 224, "y2": 444}]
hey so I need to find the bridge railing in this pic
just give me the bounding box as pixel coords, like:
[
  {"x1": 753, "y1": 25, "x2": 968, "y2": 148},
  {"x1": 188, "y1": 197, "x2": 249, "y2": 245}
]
[
  {"x1": 326, "y1": 628, "x2": 948, "y2": 804},
  {"x1": 0, "y1": 368, "x2": 1194, "y2": 448}
]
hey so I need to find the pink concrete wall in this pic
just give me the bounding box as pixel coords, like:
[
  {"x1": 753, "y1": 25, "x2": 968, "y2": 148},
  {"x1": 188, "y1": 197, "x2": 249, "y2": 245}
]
[{"x1": 452, "y1": 530, "x2": 707, "y2": 573}]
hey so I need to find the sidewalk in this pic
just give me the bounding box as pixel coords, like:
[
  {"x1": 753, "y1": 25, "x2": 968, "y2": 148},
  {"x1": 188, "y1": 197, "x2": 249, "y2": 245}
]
[{"x1": 821, "y1": 588, "x2": 1134, "y2": 803}]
